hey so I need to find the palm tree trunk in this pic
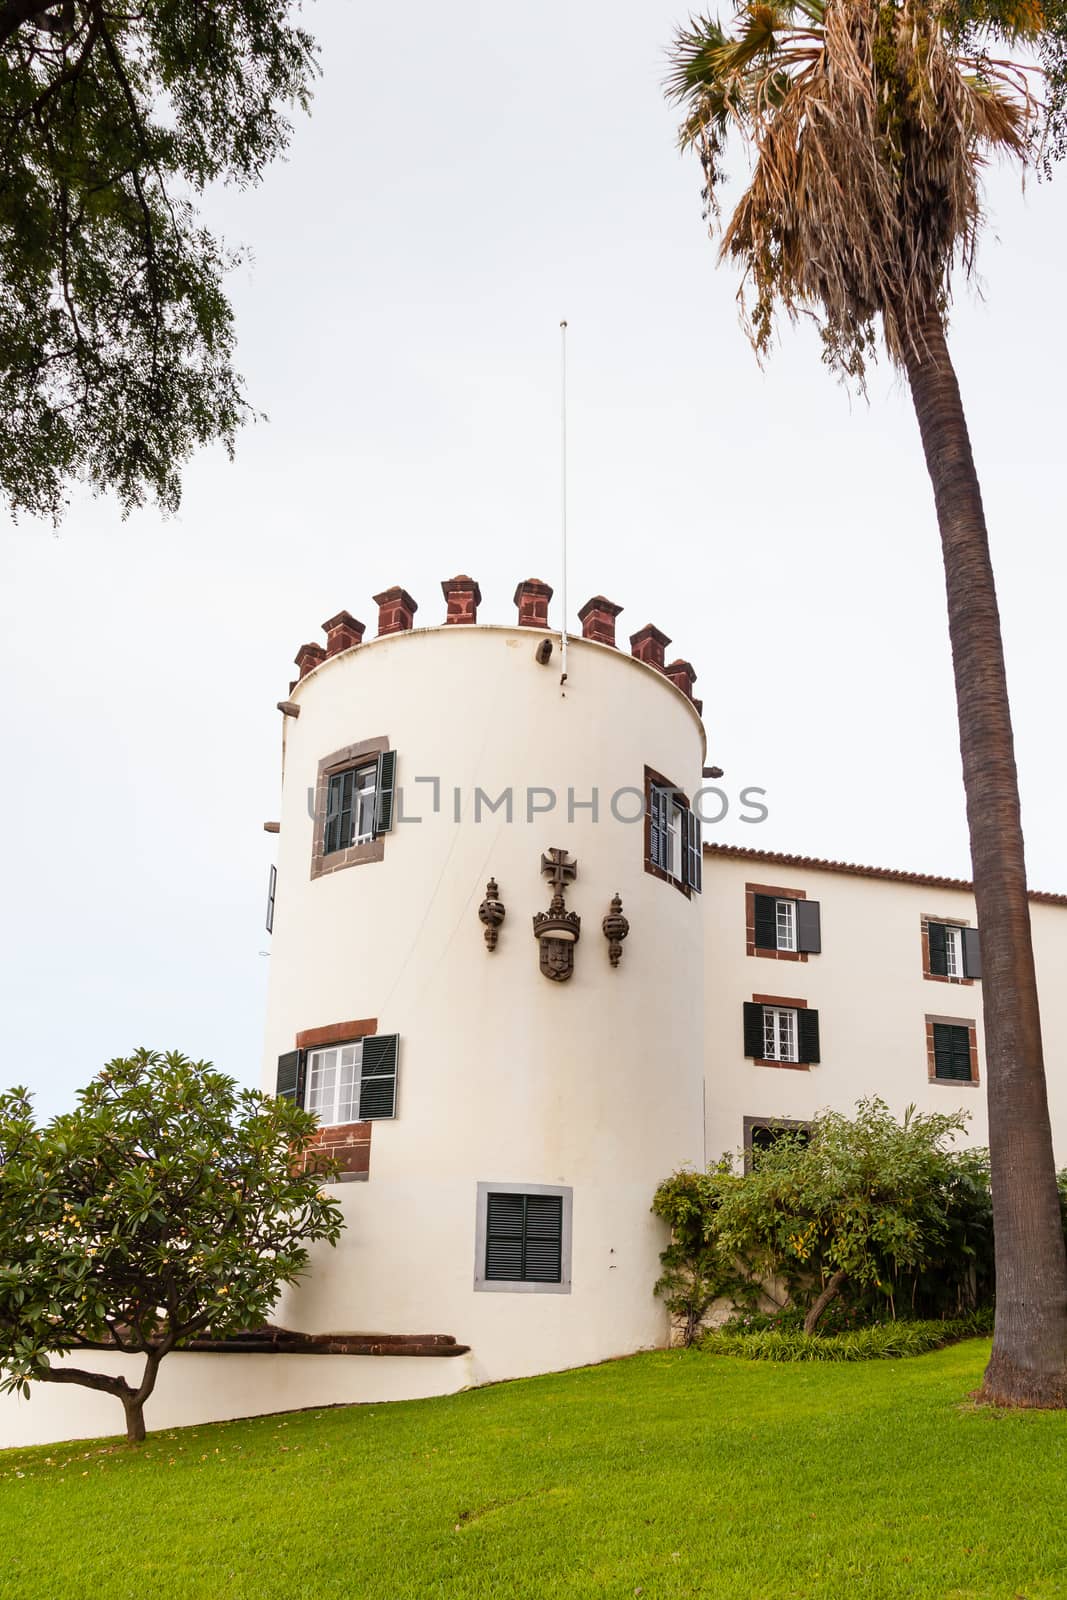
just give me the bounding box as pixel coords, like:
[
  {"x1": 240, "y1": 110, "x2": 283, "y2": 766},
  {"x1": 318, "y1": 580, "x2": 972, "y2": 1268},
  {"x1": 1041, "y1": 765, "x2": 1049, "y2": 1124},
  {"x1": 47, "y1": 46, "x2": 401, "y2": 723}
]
[{"x1": 902, "y1": 306, "x2": 1067, "y2": 1407}]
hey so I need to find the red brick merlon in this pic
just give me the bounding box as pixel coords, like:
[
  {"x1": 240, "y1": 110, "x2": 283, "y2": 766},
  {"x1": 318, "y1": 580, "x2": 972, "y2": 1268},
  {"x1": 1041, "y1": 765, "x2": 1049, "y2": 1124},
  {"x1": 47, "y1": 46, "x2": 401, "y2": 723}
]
[
  {"x1": 183, "y1": 1328, "x2": 470, "y2": 1357},
  {"x1": 703, "y1": 842, "x2": 1067, "y2": 906}
]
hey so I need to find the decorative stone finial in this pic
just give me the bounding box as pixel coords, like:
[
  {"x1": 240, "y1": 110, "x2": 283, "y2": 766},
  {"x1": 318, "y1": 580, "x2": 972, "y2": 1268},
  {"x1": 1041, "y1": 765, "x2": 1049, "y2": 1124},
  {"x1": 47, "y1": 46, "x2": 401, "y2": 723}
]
[
  {"x1": 602, "y1": 893, "x2": 630, "y2": 969},
  {"x1": 478, "y1": 878, "x2": 506, "y2": 951}
]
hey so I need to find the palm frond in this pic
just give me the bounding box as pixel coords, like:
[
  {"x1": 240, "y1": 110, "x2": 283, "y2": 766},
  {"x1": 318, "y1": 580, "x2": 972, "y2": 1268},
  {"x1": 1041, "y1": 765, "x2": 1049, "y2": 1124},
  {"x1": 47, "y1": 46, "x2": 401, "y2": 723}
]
[{"x1": 669, "y1": 0, "x2": 1042, "y2": 375}]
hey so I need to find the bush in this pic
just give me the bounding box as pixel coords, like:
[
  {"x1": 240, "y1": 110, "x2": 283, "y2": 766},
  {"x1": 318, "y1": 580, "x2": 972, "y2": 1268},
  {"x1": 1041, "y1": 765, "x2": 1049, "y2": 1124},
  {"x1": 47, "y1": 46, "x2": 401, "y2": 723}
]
[
  {"x1": 699, "y1": 1310, "x2": 994, "y2": 1362},
  {"x1": 653, "y1": 1099, "x2": 997, "y2": 1338}
]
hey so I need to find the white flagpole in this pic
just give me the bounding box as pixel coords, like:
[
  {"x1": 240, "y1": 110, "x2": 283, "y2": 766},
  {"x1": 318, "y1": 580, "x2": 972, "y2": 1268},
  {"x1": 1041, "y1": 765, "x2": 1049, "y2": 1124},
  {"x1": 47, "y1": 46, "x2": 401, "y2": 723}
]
[{"x1": 560, "y1": 319, "x2": 568, "y2": 691}]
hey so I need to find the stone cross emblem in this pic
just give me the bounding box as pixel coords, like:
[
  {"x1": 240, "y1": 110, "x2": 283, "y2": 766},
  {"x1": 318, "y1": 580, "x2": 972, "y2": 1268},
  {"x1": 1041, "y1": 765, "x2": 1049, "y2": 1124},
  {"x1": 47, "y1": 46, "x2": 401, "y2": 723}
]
[
  {"x1": 540, "y1": 848, "x2": 577, "y2": 898},
  {"x1": 533, "y1": 849, "x2": 581, "y2": 982}
]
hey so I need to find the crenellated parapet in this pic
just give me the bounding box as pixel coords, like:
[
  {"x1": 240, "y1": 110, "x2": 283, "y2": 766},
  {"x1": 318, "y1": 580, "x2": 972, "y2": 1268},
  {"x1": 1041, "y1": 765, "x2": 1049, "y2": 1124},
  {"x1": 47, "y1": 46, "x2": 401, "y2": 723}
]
[{"x1": 287, "y1": 575, "x2": 703, "y2": 712}]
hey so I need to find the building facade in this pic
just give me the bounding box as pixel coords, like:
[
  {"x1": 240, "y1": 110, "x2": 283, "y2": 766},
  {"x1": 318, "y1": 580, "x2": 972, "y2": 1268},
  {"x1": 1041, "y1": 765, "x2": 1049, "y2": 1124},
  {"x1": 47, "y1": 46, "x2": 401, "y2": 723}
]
[{"x1": 5, "y1": 574, "x2": 1065, "y2": 1448}]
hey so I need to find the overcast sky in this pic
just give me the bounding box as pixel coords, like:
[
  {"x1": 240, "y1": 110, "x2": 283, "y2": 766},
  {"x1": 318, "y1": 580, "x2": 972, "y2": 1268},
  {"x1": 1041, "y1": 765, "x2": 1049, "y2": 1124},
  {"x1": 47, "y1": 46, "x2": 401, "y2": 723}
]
[{"x1": 2, "y1": 0, "x2": 1063, "y2": 1118}]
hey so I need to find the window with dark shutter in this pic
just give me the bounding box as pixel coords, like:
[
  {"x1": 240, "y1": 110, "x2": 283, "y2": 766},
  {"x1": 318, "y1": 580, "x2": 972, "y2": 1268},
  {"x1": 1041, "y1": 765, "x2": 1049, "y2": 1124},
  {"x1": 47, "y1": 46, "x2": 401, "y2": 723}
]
[
  {"x1": 358, "y1": 1034, "x2": 399, "y2": 1120},
  {"x1": 933, "y1": 1023, "x2": 973, "y2": 1081},
  {"x1": 962, "y1": 927, "x2": 982, "y2": 979},
  {"x1": 276, "y1": 1049, "x2": 306, "y2": 1105},
  {"x1": 485, "y1": 1192, "x2": 563, "y2": 1284},
  {"x1": 753, "y1": 894, "x2": 778, "y2": 950},
  {"x1": 747, "y1": 1120, "x2": 812, "y2": 1169}
]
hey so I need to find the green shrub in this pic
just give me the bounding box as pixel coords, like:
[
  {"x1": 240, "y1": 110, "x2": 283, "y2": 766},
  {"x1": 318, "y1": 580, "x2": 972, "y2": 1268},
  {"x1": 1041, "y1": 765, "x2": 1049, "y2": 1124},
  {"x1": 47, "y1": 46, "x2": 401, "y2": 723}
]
[
  {"x1": 698, "y1": 1310, "x2": 994, "y2": 1362},
  {"x1": 654, "y1": 1100, "x2": 998, "y2": 1337}
]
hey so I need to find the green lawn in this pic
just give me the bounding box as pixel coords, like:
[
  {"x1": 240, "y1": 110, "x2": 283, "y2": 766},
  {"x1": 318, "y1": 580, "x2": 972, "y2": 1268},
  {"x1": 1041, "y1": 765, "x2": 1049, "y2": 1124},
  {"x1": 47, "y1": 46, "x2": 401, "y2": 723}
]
[{"x1": 2, "y1": 1339, "x2": 1065, "y2": 1600}]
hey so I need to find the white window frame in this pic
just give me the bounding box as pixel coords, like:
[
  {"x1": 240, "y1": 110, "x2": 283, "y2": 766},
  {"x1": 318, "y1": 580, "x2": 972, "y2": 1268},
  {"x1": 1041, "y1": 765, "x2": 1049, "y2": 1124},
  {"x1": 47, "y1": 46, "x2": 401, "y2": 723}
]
[
  {"x1": 775, "y1": 898, "x2": 798, "y2": 952},
  {"x1": 944, "y1": 924, "x2": 964, "y2": 978},
  {"x1": 352, "y1": 760, "x2": 379, "y2": 846},
  {"x1": 306, "y1": 1041, "x2": 365, "y2": 1127},
  {"x1": 763, "y1": 1006, "x2": 799, "y2": 1063},
  {"x1": 667, "y1": 800, "x2": 687, "y2": 882}
]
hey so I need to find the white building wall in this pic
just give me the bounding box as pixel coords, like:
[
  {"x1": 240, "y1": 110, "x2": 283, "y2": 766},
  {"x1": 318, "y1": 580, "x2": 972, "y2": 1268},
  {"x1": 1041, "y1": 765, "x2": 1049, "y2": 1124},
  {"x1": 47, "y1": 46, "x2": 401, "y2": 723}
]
[
  {"x1": 263, "y1": 625, "x2": 707, "y2": 1385},
  {"x1": 0, "y1": 1350, "x2": 475, "y2": 1450},
  {"x1": 702, "y1": 849, "x2": 1067, "y2": 1167}
]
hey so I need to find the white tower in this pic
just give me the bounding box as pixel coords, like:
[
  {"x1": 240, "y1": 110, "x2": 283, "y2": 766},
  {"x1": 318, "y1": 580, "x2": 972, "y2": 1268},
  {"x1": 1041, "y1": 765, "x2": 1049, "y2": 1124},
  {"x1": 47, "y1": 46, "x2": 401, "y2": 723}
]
[{"x1": 262, "y1": 577, "x2": 707, "y2": 1385}]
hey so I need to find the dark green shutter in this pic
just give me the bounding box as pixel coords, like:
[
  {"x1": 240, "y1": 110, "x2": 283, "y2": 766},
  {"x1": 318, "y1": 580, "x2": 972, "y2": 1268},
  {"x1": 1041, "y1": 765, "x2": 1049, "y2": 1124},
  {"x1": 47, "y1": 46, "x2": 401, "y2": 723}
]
[
  {"x1": 649, "y1": 785, "x2": 670, "y2": 870},
  {"x1": 962, "y1": 928, "x2": 982, "y2": 979},
  {"x1": 684, "y1": 809, "x2": 703, "y2": 893},
  {"x1": 276, "y1": 1049, "x2": 306, "y2": 1105},
  {"x1": 743, "y1": 1002, "x2": 765, "y2": 1058},
  {"x1": 358, "y1": 1034, "x2": 398, "y2": 1119},
  {"x1": 753, "y1": 895, "x2": 778, "y2": 950},
  {"x1": 374, "y1": 751, "x2": 397, "y2": 836},
  {"x1": 485, "y1": 1193, "x2": 526, "y2": 1280},
  {"x1": 796, "y1": 900, "x2": 821, "y2": 953},
  {"x1": 798, "y1": 1009, "x2": 820, "y2": 1064},
  {"x1": 933, "y1": 1023, "x2": 972, "y2": 1081},
  {"x1": 485, "y1": 1192, "x2": 563, "y2": 1283},
  {"x1": 928, "y1": 921, "x2": 948, "y2": 975},
  {"x1": 523, "y1": 1195, "x2": 564, "y2": 1283},
  {"x1": 325, "y1": 769, "x2": 354, "y2": 855},
  {"x1": 265, "y1": 865, "x2": 277, "y2": 934}
]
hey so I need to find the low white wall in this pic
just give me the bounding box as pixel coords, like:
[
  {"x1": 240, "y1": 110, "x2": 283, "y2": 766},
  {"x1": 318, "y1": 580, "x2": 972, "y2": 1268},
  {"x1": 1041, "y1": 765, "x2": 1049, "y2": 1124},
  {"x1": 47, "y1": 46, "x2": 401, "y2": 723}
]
[{"x1": 0, "y1": 1350, "x2": 476, "y2": 1451}]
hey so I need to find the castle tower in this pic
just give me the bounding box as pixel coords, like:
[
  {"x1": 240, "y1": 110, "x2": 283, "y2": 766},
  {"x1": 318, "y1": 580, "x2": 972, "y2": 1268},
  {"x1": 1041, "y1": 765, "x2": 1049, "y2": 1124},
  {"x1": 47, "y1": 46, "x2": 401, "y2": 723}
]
[{"x1": 262, "y1": 578, "x2": 707, "y2": 1384}]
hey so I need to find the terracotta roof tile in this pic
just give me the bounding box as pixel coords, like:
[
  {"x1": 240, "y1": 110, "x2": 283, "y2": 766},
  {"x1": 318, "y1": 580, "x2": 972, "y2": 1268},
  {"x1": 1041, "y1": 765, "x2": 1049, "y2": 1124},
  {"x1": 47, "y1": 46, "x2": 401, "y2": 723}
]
[{"x1": 702, "y1": 842, "x2": 1067, "y2": 907}]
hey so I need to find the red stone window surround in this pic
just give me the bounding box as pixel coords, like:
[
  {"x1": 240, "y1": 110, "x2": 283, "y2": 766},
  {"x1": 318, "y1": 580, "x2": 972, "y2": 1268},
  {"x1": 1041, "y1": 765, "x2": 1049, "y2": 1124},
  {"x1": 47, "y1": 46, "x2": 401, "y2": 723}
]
[
  {"x1": 310, "y1": 736, "x2": 389, "y2": 881},
  {"x1": 920, "y1": 915, "x2": 975, "y2": 986},
  {"x1": 751, "y1": 993, "x2": 813, "y2": 1072},
  {"x1": 925, "y1": 1015, "x2": 981, "y2": 1087},
  {"x1": 746, "y1": 882, "x2": 809, "y2": 962},
  {"x1": 297, "y1": 1017, "x2": 378, "y2": 1182},
  {"x1": 643, "y1": 764, "x2": 692, "y2": 899}
]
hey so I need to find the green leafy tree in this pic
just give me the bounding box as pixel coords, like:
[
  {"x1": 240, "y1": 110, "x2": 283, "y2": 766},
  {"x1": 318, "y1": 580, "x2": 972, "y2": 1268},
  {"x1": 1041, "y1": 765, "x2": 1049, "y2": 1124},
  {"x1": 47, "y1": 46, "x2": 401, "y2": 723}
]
[
  {"x1": 652, "y1": 1160, "x2": 760, "y2": 1344},
  {"x1": 668, "y1": 0, "x2": 1067, "y2": 1405},
  {"x1": 655, "y1": 1099, "x2": 990, "y2": 1335},
  {"x1": 0, "y1": 1, "x2": 317, "y2": 520},
  {"x1": 0, "y1": 1049, "x2": 343, "y2": 1443}
]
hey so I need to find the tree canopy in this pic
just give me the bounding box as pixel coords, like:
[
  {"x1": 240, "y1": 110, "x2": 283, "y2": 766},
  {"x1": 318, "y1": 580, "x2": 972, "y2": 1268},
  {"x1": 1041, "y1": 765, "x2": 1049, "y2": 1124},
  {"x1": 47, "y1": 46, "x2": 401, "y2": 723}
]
[
  {"x1": 0, "y1": 1, "x2": 317, "y2": 520},
  {"x1": 0, "y1": 1049, "x2": 343, "y2": 1441}
]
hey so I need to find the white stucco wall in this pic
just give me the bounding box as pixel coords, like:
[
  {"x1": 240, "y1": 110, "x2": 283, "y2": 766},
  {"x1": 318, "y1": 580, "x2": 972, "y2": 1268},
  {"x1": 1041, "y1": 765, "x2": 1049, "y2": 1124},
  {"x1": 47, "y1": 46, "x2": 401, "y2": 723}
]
[
  {"x1": 701, "y1": 850, "x2": 1067, "y2": 1167},
  {"x1": 262, "y1": 625, "x2": 707, "y2": 1384},
  {"x1": 0, "y1": 1350, "x2": 475, "y2": 1450}
]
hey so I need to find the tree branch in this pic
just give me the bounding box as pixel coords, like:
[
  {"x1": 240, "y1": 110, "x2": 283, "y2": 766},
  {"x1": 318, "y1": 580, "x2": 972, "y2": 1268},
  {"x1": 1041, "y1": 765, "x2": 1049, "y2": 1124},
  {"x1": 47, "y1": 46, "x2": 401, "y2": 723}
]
[
  {"x1": 32, "y1": 1362, "x2": 133, "y2": 1399},
  {"x1": 0, "y1": 0, "x2": 70, "y2": 51}
]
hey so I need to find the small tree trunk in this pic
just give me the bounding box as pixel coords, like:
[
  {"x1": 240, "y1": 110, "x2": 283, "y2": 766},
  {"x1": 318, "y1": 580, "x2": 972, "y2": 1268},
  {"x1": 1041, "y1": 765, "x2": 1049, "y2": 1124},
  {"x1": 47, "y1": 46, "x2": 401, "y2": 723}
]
[
  {"x1": 804, "y1": 1269, "x2": 847, "y2": 1335},
  {"x1": 123, "y1": 1350, "x2": 163, "y2": 1445},
  {"x1": 902, "y1": 308, "x2": 1067, "y2": 1408},
  {"x1": 122, "y1": 1394, "x2": 147, "y2": 1444}
]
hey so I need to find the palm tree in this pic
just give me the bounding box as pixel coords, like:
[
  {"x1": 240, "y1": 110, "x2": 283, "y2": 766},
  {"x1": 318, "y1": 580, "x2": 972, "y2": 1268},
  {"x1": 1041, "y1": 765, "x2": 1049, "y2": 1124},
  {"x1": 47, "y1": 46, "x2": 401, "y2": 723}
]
[{"x1": 668, "y1": 0, "x2": 1067, "y2": 1406}]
